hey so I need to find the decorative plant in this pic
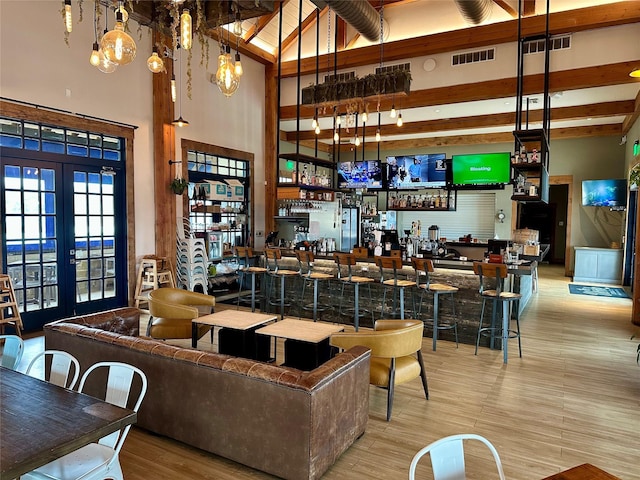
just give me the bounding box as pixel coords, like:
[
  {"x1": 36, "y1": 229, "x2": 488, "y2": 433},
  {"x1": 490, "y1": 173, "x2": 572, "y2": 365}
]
[
  {"x1": 170, "y1": 177, "x2": 188, "y2": 195},
  {"x1": 630, "y1": 164, "x2": 640, "y2": 190}
]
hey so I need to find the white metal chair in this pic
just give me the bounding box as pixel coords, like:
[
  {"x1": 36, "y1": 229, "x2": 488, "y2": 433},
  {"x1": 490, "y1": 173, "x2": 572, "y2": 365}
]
[
  {"x1": 408, "y1": 433, "x2": 506, "y2": 480},
  {"x1": 25, "y1": 350, "x2": 80, "y2": 390},
  {"x1": 0, "y1": 334, "x2": 24, "y2": 370},
  {"x1": 22, "y1": 361, "x2": 148, "y2": 480}
]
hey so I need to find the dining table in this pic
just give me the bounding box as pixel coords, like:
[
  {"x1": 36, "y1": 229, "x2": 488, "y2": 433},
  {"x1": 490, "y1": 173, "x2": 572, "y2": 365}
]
[
  {"x1": 541, "y1": 463, "x2": 622, "y2": 480},
  {"x1": 0, "y1": 366, "x2": 137, "y2": 480}
]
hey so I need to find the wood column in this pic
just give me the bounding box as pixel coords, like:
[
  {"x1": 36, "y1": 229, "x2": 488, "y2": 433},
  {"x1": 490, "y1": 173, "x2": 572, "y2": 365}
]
[
  {"x1": 264, "y1": 63, "x2": 278, "y2": 236},
  {"x1": 152, "y1": 33, "x2": 177, "y2": 265}
]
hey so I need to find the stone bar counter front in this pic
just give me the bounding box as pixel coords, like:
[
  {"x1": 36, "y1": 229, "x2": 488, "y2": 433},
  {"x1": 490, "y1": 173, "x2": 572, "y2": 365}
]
[{"x1": 271, "y1": 252, "x2": 536, "y2": 347}]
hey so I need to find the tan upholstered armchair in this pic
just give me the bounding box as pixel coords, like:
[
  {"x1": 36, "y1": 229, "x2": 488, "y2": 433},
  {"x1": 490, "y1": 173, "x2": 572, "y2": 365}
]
[
  {"x1": 147, "y1": 288, "x2": 215, "y2": 341},
  {"x1": 330, "y1": 319, "x2": 429, "y2": 421}
]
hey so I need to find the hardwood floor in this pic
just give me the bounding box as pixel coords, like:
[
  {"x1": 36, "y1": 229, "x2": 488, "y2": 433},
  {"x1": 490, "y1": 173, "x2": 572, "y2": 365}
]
[{"x1": 17, "y1": 265, "x2": 640, "y2": 479}]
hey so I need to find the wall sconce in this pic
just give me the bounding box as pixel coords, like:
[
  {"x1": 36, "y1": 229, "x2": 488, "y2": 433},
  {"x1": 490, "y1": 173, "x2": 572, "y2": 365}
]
[{"x1": 496, "y1": 209, "x2": 505, "y2": 223}]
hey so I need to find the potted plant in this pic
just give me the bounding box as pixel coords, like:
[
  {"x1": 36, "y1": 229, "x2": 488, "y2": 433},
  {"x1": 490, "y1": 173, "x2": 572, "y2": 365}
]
[{"x1": 170, "y1": 177, "x2": 188, "y2": 195}]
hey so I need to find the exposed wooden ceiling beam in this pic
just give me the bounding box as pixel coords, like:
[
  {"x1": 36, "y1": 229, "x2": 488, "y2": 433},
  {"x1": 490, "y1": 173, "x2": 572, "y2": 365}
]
[
  {"x1": 622, "y1": 87, "x2": 640, "y2": 135},
  {"x1": 207, "y1": 28, "x2": 276, "y2": 64},
  {"x1": 244, "y1": 0, "x2": 285, "y2": 44},
  {"x1": 280, "y1": 61, "x2": 638, "y2": 120},
  {"x1": 523, "y1": 0, "x2": 537, "y2": 17},
  {"x1": 493, "y1": 0, "x2": 518, "y2": 18},
  {"x1": 314, "y1": 124, "x2": 623, "y2": 152},
  {"x1": 284, "y1": 101, "x2": 636, "y2": 142},
  {"x1": 276, "y1": 3, "x2": 640, "y2": 77},
  {"x1": 281, "y1": 6, "x2": 327, "y2": 55}
]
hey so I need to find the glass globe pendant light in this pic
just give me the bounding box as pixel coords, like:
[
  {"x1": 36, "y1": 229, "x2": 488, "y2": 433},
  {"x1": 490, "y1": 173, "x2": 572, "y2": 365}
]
[
  {"x1": 215, "y1": 45, "x2": 239, "y2": 97},
  {"x1": 147, "y1": 47, "x2": 165, "y2": 73},
  {"x1": 97, "y1": 48, "x2": 118, "y2": 73},
  {"x1": 100, "y1": 10, "x2": 136, "y2": 65}
]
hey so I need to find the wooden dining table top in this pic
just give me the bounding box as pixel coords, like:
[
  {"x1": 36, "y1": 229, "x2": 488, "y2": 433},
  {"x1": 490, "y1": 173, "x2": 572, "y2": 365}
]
[
  {"x1": 541, "y1": 463, "x2": 622, "y2": 480},
  {"x1": 0, "y1": 366, "x2": 136, "y2": 480}
]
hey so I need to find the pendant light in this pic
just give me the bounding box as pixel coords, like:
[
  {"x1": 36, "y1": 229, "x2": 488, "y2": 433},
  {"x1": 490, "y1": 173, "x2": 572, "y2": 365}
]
[
  {"x1": 96, "y1": 20, "x2": 117, "y2": 74},
  {"x1": 89, "y1": 43, "x2": 100, "y2": 67},
  {"x1": 180, "y1": 9, "x2": 192, "y2": 50},
  {"x1": 630, "y1": 67, "x2": 640, "y2": 78},
  {"x1": 171, "y1": 74, "x2": 177, "y2": 103},
  {"x1": 64, "y1": 0, "x2": 73, "y2": 33},
  {"x1": 100, "y1": 9, "x2": 136, "y2": 65},
  {"x1": 390, "y1": 104, "x2": 397, "y2": 118},
  {"x1": 147, "y1": 47, "x2": 165, "y2": 73},
  {"x1": 396, "y1": 112, "x2": 403, "y2": 127},
  {"x1": 172, "y1": 45, "x2": 189, "y2": 127}
]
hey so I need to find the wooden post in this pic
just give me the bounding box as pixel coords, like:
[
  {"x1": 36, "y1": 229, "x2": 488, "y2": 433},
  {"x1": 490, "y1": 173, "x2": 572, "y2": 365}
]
[{"x1": 265, "y1": 63, "x2": 278, "y2": 237}]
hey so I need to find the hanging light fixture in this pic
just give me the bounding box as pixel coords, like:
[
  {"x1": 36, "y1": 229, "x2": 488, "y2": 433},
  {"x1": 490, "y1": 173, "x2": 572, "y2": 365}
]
[
  {"x1": 315, "y1": 124, "x2": 321, "y2": 135},
  {"x1": 114, "y1": 4, "x2": 129, "y2": 23},
  {"x1": 172, "y1": 45, "x2": 189, "y2": 127},
  {"x1": 311, "y1": 117, "x2": 318, "y2": 129},
  {"x1": 375, "y1": 129, "x2": 381, "y2": 142},
  {"x1": 180, "y1": 9, "x2": 192, "y2": 50},
  {"x1": 630, "y1": 67, "x2": 640, "y2": 78},
  {"x1": 354, "y1": 135, "x2": 361, "y2": 147},
  {"x1": 362, "y1": 109, "x2": 368, "y2": 124},
  {"x1": 89, "y1": 42, "x2": 100, "y2": 67},
  {"x1": 234, "y1": 33, "x2": 243, "y2": 78},
  {"x1": 334, "y1": 130, "x2": 340, "y2": 142},
  {"x1": 396, "y1": 112, "x2": 403, "y2": 127},
  {"x1": 390, "y1": 104, "x2": 397, "y2": 118},
  {"x1": 100, "y1": 9, "x2": 136, "y2": 65},
  {"x1": 171, "y1": 74, "x2": 177, "y2": 103},
  {"x1": 64, "y1": 0, "x2": 73, "y2": 33},
  {"x1": 97, "y1": 49, "x2": 118, "y2": 73},
  {"x1": 215, "y1": 46, "x2": 239, "y2": 96},
  {"x1": 147, "y1": 46, "x2": 165, "y2": 73},
  {"x1": 233, "y1": 8, "x2": 243, "y2": 37}
]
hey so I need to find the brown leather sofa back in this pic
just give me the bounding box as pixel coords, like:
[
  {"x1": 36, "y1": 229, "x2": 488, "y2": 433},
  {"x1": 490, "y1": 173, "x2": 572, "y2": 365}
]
[{"x1": 44, "y1": 307, "x2": 370, "y2": 480}]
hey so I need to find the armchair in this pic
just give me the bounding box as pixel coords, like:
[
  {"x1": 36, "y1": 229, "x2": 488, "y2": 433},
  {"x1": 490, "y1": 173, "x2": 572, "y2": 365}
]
[
  {"x1": 147, "y1": 288, "x2": 215, "y2": 341},
  {"x1": 330, "y1": 319, "x2": 428, "y2": 421}
]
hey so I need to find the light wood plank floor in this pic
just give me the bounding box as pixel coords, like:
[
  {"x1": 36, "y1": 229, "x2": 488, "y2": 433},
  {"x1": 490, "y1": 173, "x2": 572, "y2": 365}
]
[{"x1": 18, "y1": 265, "x2": 640, "y2": 479}]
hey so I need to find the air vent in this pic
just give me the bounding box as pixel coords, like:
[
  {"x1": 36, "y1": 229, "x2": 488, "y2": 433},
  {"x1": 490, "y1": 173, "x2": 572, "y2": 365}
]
[
  {"x1": 523, "y1": 34, "x2": 571, "y2": 54},
  {"x1": 452, "y1": 48, "x2": 495, "y2": 66},
  {"x1": 375, "y1": 63, "x2": 411, "y2": 75},
  {"x1": 324, "y1": 71, "x2": 356, "y2": 83}
]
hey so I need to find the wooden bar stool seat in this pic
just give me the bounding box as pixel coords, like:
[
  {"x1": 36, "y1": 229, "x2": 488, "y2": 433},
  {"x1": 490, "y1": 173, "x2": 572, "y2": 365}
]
[
  {"x1": 412, "y1": 258, "x2": 458, "y2": 351},
  {"x1": 235, "y1": 246, "x2": 267, "y2": 312},
  {"x1": 375, "y1": 256, "x2": 416, "y2": 321},
  {"x1": 333, "y1": 253, "x2": 374, "y2": 331},
  {"x1": 473, "y1": 262, "x2": 522, "y2": 364},
  {"x1": 295, "y1": 250, "x2": 333, "y2": 321}
]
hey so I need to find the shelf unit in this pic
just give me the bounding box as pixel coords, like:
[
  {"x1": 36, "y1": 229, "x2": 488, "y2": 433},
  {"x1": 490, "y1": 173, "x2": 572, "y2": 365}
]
[
  {"x1": 386, "y1": 188, "x2": 457, "y2": 211},
  {"x1": 511, "y1": 131, "x2": 550, "y2": 204}
]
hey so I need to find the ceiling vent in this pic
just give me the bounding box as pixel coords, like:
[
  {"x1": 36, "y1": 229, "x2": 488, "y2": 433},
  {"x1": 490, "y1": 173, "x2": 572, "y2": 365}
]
[
  {"x1": 452, "y1": 48, "x2": 495, "y2": 66},
  {"x1": 524, "y1": 35, "x2": 571, "y2": 54}
]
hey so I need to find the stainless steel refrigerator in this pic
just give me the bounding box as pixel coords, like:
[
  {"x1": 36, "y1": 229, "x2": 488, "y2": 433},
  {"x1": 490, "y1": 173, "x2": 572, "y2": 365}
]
[{"x1": 340, "y1": 207, "x2": 359, "y2": 252}]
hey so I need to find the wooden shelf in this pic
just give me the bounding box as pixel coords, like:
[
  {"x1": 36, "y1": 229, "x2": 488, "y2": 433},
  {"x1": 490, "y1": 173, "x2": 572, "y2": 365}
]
[{"x1": 278, "y1": 152, "x2": 334, "y2": 168}]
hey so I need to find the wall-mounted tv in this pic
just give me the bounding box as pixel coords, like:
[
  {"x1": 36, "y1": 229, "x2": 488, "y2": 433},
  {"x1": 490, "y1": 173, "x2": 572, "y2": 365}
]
[
  {"x1": 386, "y1": 153, "x2": 447, "y2": 189},
  {"x1": 581, "y1": 179, "x2": 627, "y2": 207},
  {"x1": 337, "y1": 160, "x2": 383, "y2": 189},
  {"x1": 451, "y1": 152, "x2": 511, "y2": 188}
]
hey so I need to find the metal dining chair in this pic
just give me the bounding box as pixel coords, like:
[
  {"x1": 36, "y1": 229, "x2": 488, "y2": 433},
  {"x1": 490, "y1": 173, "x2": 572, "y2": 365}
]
[
  {"x1": 0, "y1": 334, "x2": 24, "y2": 370},
  {"x1": 21, "y1": 361, "x2": 148, "y2": 480},
  {"x1": 25, "y1": 350, "x2": 80, "y2": 390}
]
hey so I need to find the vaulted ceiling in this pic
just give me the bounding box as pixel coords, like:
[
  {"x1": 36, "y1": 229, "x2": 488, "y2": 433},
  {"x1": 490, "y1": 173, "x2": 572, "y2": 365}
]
[{"x1": 129, "y1": 0, "x2": 640, "y2": 152}]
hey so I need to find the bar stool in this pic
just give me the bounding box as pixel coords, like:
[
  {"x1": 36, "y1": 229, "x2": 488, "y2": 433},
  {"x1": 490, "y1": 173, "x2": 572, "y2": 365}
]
[
  {"x1": 374, "y1": 256, "x2": 416, "y2": 320},
  {"x1": 295, "y1": 250, "x2": 333, "y2": 321},
  {"x1": 473, "y1": 262, "x2": 522, "y2": 364},
  {"x1": 333, "y1": 252, "x2": 374, "y2": 331},
  {"x1": 235, "y1": 246, "x2": 267, "y2": 312},
  {"x1": 265, "y1": 248, "x2": 299, "y2": 319},
  {"x1": 411, "y1": 258, "x2": 459, "y2": 351}
]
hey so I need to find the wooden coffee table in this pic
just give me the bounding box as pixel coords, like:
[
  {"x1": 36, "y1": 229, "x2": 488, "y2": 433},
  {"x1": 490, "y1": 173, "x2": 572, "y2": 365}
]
[
  {"x1": 256, "y1": 318, "x2": 344, "y2": 370},
  {"x1": 192, "y1": 310, "x2": 277, "y2": 360},
  {"x1": 541, "y1": 463, "x2": 621, "y2": 480}
]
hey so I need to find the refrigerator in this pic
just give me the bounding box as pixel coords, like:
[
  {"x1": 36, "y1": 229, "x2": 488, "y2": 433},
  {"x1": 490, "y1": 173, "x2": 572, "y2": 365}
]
[{"x1": 340, "y1": 207, "x2": 360, "y2": 252}]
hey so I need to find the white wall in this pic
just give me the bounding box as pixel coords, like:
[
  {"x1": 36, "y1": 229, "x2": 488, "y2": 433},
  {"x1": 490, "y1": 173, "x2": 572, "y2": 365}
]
[{"x1": 0, "y1": 0, "x2": 266, "y2": 256}]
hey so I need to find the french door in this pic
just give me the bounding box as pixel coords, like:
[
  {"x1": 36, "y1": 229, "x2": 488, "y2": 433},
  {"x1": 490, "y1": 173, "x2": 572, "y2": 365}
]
[{"x1": 2, "y1": 154, "x2": 127, "y2": 331}]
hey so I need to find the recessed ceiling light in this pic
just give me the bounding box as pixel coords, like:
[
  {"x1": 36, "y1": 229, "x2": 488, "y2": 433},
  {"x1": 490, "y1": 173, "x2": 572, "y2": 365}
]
[
  {"x1": 435, "y1": 109, "x2": 440, "y2": 113},
  {"x1": 504, "y1": 101, "x2": 510, "y2": 105},
  {"x1": 587, "y1": 117, "x2": 593, "y2": 121}
]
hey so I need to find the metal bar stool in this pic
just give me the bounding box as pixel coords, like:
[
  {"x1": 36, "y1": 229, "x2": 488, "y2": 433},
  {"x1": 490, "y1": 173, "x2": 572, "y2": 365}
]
[
  {"x1": 333, "y1": 252, "x2": 374, "y2": 331},
  {"x1": 295, "y1": 250, "x2": 333, "y2": 321},
  {"x1": 264, "y1": 248, "x2": 299, "y2": 319},
  {"x1": 235, "y1": 246, "x2": 267, "y2": 312},
  {"x1": 473, "y1": 262, "x2": 522, "y2": 364},
  {"x1": 374, "y1": 256, "x2": 416, "y2": 320},
  {"x1": 411, "y1": 258, "x2": 459, "y2": 351}
]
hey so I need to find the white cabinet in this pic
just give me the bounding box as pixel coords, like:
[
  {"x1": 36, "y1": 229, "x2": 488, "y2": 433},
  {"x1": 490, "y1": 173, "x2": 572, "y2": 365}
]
[{"x1": 573, "y1": 247, "x2": 623, "y2": 285}]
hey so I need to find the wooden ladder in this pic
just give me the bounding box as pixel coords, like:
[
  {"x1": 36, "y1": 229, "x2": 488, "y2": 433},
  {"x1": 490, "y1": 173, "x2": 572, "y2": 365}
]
[
  {"x1": 133, "y1": 256, "x2": 175, "y2": 311},
  {"x1": 0, "y1": 274, "x2": 23, "y2": 337}
]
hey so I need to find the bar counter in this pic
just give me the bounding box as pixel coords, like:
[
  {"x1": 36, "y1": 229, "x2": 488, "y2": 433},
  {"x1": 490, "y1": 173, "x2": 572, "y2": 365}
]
[{"x1": 269, "y1": 251, "x2": 536, "y2": 346}]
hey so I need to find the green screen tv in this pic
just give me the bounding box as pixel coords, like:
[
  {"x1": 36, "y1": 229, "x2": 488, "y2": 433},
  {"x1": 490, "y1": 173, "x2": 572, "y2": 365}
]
[{"x1": 451, "y1": 152, "x2": 511, "y2": 188}]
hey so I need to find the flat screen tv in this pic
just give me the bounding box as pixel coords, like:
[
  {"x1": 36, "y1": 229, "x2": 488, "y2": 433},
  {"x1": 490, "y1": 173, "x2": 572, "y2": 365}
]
[
  {"x1": 337, "y1": 160, "x2": 383, "y2": 189},
  {"x1": 451, "y1": 152, "x2": 511, "y2": 188},
  {"x1": 581, "y1": 179, "x2": 627, "y2": 207},
  {"x1": 386, "y1": 153, "x2": 447, "y2": 189}
]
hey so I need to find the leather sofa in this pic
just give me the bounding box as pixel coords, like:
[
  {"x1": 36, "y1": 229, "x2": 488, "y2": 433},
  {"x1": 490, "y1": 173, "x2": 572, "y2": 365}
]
[{"x1": 44, "y1": 307, "x2": 370, "y2": 480}]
